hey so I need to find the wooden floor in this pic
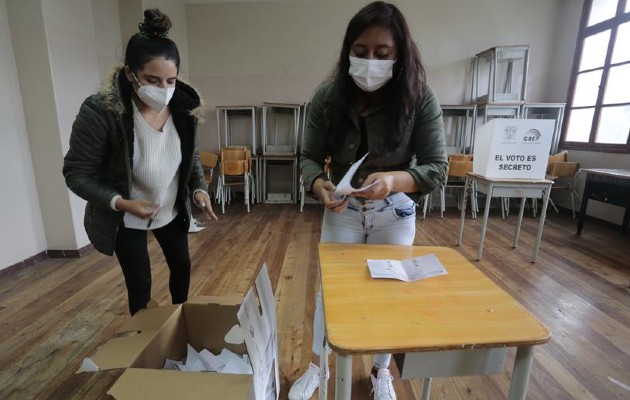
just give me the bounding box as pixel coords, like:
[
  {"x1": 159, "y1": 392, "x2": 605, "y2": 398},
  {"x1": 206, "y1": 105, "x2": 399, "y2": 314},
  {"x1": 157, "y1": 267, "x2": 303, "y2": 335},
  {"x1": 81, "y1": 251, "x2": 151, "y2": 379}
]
[{"x1": 0, "y1": 201, "x2": 629, "y2": 399}]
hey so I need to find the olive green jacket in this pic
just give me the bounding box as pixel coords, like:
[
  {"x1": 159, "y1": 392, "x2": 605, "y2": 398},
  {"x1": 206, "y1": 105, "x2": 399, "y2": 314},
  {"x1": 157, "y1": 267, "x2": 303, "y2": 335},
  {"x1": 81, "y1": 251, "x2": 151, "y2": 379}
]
[
  {"x1": 63, "y1": 68, "x2": 207, "y2": 255},
  {"x1": 300, "y1": 81, "x2": 448, "y2": 203}
]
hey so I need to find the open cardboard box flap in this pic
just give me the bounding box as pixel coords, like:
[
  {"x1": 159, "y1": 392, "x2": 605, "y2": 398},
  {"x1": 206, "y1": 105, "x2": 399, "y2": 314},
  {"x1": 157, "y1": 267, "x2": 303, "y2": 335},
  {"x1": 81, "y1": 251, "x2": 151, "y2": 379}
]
[
  {"x1": 109, "y1": 369, "x2": 253, "y2": 400},
  {"x1": 89, "y1": 304, "x2": 181, "y2": 370}
]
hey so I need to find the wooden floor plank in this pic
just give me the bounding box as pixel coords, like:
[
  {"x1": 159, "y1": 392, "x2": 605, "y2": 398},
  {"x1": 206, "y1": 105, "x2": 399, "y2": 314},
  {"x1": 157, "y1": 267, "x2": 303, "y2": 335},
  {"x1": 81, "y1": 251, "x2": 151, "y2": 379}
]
[{"x1": 0, "y1": 203, "x2": 629, "y2": 399}]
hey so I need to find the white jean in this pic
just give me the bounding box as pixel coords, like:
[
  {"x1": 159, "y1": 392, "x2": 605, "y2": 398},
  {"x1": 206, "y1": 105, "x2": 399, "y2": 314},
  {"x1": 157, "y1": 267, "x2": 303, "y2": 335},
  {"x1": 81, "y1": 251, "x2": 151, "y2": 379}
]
[{"x1": 312, "y1": 192, "x2": 417, "y2": 369}]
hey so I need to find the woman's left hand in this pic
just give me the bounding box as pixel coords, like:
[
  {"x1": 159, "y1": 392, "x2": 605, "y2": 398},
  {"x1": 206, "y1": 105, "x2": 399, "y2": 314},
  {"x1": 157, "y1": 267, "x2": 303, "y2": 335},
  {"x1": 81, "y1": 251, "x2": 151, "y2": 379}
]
[
  {"x1": 194, "y1": 191, "x2": 218, "y2": 222},
  {"x1": 352, "y1": 172, "x2": 395, "y2": 200}
]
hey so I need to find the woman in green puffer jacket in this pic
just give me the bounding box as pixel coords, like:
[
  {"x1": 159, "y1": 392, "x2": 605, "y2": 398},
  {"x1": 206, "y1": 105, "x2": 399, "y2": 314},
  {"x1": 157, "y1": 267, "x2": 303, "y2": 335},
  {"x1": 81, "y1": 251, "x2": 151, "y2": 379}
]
[{"x1": 63, "y1": 9, "x2": 216, "y2": 315}]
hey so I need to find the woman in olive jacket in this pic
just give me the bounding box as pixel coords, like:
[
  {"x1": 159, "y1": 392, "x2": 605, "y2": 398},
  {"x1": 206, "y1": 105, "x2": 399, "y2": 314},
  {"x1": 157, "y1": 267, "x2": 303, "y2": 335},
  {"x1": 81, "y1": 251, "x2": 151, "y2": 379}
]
[
  {"x1": 291, "y1": 2, "x2": 447, "y2": 400},
  {"x1": 63, "y1": 9, "x2": 216, "y2": 315}
]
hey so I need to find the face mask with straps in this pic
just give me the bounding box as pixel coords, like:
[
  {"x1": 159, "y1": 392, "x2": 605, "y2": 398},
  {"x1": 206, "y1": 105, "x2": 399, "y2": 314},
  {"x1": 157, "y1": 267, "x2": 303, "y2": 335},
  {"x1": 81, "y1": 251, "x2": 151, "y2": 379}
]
[
  {"x1": 348, "y1": 56, "x2": 396, "y2": 92},
  {"x1": 131, "y1": 72, "x2": 175, "y2": 113}
]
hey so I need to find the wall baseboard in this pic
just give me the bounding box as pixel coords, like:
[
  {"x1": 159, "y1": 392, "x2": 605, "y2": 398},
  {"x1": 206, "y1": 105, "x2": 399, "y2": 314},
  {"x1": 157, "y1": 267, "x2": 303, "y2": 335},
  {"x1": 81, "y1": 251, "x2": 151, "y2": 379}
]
[
  {"x1": 47, "y1": 244, "x2": 94, "y2": 258},
  {"x1": 0, "y1": 251, "x2": 47, "y2": 278},
  {"x1": 0, "y1": 244, "x2": 95, "y2": 278}
]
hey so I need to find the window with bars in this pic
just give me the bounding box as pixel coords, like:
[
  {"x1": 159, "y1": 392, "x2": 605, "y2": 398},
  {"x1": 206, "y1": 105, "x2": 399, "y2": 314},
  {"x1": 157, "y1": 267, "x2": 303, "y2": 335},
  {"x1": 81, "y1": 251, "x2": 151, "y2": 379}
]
[{"x1": 561, "y1": 0, "x2": 630, "y2": 153}]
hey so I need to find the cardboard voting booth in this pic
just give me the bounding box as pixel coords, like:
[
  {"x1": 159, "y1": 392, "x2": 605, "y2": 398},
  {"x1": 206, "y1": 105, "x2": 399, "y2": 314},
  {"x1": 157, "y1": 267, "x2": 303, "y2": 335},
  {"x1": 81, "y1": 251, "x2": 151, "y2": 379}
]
[
  {"x1": 79, "y1": 264, "x2": 279, "y2": 400},
  {"x1": 473, "y1": 119, "x2": 554, "y2": 179}
]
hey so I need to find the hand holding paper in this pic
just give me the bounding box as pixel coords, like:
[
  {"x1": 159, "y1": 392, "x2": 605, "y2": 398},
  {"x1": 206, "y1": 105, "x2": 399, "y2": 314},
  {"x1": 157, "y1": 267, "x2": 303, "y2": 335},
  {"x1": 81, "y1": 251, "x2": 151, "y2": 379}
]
[{"x1": 333, "y1": 152, "x2": 377, "y2": 198}]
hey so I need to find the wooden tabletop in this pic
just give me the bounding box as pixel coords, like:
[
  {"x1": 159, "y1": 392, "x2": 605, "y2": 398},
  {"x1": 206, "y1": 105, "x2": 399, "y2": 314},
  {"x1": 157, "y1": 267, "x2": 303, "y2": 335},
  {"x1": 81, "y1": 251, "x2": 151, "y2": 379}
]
[{"x1": 319, "y1": 243, "x2": 550, "y2": 354}]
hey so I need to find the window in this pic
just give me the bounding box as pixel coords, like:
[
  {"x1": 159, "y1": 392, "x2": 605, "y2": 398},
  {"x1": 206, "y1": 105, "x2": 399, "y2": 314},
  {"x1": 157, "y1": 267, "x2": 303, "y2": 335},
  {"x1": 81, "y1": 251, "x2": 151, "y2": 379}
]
[{"x1": 562, "y1": 0, "x2": 630, "y2": 152}]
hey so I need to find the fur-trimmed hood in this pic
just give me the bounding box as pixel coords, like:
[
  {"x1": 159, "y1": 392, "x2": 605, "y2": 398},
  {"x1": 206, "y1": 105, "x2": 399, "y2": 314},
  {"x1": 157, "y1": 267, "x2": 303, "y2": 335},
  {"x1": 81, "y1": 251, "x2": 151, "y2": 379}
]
[{"x1": 99, "y1": 65, "x2": 206, "y2": 123}]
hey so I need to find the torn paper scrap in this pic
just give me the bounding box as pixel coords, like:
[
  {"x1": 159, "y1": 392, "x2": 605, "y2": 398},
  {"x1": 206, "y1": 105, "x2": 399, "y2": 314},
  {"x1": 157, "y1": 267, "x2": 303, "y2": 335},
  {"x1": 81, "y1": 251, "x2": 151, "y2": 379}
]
[{"x1": 162, "y1": 344, "x2": 253, "y2": 375}]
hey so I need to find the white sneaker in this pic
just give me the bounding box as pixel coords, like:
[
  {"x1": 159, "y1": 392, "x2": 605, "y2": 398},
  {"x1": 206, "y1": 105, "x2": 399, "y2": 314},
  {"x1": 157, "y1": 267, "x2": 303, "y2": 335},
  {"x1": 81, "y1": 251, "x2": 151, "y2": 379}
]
[
  {"x1": 188, "y1": 217, "x2": 206, "y2": 233},
  {"x1": 370, "y1": 368, "x2": 397, "y2": 400},
  {"x1": 288, "y1": 362, "x2": 329, "y2": 400}
]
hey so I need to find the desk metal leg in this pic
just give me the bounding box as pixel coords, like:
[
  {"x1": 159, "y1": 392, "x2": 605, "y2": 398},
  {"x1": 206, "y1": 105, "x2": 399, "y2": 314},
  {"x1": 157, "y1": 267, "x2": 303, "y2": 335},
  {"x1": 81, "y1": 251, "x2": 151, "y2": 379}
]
[
  {"x1": 507, "y1": 346, "x2": 534, "y2": 400},
  {"x1": 577, "y1": 178, "x2": 591, "y2": 234},
  {"x1": 319, "y1": 337, "x2": 329, "y2": 400},
  {"x1": 513, "y1": 198, "x2": 526, "y2": 248},
  {"x1": 477, "y1": 182, "x2": 494, "y2": 260},
  {"x1": 421, "y1": 377, "x2": 432, "y2": 400},
  {"x1": 335, "y1": 354, "x2": 352, "y2": 400},
  {"x1": 456, "y1": 176, "x2": 470, "y2": 246},
  {"x1": 531, "y1": 186, "x2": 551, "y2": 262}
]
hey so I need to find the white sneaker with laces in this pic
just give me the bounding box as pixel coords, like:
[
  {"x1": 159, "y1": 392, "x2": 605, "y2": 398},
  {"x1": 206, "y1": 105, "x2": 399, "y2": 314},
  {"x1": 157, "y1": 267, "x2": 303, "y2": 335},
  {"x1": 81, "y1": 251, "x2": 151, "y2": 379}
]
[
  {"x1": 288, "y1": 362, "x2": 329, "y2": 400},
  {"x1": 188, "y1": 217, "x2": 206, "y2": 233},
  {"x1": 370, "y1": 368, "x2": 397, "y2": 400}
]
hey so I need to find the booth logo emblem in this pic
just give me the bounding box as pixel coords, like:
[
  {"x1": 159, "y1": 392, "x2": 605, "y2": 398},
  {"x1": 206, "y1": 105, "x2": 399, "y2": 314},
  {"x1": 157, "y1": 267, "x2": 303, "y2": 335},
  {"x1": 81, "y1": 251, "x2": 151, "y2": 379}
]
[
  {"x1": 503, "y1": 126, "x2": 518, "y2": 141},
  {"x1": 523, "y1": 129, "x2": 542, "y2": 142}
]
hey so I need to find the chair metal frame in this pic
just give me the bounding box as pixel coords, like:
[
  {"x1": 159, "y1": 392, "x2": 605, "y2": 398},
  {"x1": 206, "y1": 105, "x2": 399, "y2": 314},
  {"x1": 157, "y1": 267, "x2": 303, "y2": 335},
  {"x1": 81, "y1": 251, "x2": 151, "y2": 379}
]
[
  {"x1": 199, "y1": 151, "x2": 219, "y2": 197},
  {"x1": 217, "y1": 146, "x2": 255, "y2": 213},
  {"x1": 423, "y1": 154, "x2": 477, "y2": 219}
]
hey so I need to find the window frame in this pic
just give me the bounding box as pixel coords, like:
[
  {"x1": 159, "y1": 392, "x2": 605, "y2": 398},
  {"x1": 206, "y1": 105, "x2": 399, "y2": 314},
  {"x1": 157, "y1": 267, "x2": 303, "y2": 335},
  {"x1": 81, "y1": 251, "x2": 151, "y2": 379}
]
[{"x1": 561, "y1": 0, "x2": 630, "y2": 153}]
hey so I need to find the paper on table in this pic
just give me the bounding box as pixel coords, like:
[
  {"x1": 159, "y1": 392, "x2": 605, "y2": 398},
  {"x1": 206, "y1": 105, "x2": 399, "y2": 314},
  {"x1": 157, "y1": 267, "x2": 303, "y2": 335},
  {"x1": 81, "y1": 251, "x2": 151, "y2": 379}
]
[
  {"x1": 333, "y1": 152, "x2": 377, "y2": 197},
  {"x1": 367, "y1": 253, "x2": 447, "y2": 282}
]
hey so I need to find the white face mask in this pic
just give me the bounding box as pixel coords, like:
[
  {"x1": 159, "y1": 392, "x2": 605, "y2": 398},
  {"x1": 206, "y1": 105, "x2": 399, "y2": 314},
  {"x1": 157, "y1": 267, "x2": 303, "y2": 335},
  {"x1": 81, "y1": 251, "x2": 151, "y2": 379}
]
[
  {"x1": 348, "y1": 56, "x2": 396, "y2": 92},
  {"x1": 132, "y1": 73, "x2": 175, "y2": 113}
]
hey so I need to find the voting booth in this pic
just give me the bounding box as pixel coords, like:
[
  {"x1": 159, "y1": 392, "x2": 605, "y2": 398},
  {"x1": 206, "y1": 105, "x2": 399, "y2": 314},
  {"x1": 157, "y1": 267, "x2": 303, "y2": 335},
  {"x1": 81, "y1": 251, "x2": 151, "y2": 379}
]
[{"x1": 473, "y1": 119, "x2": 554, "y2": 179}]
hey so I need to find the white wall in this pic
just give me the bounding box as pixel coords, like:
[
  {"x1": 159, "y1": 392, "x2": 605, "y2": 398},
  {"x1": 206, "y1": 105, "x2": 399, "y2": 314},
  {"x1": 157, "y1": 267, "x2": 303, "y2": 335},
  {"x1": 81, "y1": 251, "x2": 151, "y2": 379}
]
[{"x1": 0, "y1": 0, "x2": 47, "y2": 268}]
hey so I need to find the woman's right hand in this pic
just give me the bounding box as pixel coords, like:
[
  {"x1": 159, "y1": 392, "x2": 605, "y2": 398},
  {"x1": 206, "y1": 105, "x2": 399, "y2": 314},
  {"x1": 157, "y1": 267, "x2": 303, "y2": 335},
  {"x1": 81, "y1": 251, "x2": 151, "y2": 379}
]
[
  {"x1": 115, "y1": 198, "x2": 156, "y2": 219},
  {"x1": 312, "y1": 178, "x2": 348, "y2": 213}
]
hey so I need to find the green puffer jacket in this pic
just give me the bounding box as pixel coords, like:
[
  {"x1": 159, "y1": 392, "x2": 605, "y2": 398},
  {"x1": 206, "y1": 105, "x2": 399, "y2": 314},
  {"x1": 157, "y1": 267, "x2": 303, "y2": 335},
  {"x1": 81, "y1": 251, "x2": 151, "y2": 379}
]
[{"x1": 63, "y1": 68, "x2": 207, "y2": 256}]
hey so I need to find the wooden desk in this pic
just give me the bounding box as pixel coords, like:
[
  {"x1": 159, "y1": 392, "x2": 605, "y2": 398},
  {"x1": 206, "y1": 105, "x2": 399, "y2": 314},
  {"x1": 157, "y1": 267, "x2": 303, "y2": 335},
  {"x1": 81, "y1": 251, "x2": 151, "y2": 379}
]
[
  {"x1": 457, "y1": 173, "x2": 553, "y2": 262},
  {"x1": 577, "y1": 168, "x2": 630, "y2": 235},
  {"x1": 318, "y1": 243, "x2": 550, "y2": 400}
]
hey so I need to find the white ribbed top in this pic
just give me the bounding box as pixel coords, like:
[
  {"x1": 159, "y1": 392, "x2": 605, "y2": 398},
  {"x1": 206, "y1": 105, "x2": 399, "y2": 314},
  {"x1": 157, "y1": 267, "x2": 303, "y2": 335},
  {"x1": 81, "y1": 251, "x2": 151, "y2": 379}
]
[{"x1": 124, "y1": 102, "x2": 181, "y2": 230}]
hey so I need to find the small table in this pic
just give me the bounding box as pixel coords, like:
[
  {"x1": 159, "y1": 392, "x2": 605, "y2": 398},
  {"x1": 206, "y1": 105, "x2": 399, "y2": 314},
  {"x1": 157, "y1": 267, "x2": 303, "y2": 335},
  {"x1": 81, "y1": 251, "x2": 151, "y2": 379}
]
[
  {"x1": 457, "y1": 173, "x2": 553, "y2": 262},
  {"x1": 577, "y1": 168, "x2": 630, "y2": 236},
  {"x1": 319, "y1": 243, "x2": 550, "y2": 400}
]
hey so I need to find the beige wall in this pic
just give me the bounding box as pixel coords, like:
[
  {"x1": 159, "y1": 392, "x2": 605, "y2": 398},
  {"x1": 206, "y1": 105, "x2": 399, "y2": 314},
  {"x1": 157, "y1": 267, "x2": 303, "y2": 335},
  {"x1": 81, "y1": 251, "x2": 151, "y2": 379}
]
[{"x1": 187, "y1": 0, "x2": 577, "y2": 152}]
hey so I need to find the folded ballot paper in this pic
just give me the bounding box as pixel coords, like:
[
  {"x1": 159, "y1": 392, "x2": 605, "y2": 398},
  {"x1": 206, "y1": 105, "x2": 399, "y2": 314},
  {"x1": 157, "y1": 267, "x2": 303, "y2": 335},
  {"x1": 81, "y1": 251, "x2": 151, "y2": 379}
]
[
  {"x1": 333, "y1": 152, "x2": 378, "y2": 198},
  {"x1": 163, "y1": 344, "x2": 254, "y2": 374},
  {"x1": 367, "y1": 253, "x2": 448, "y2": 282}
]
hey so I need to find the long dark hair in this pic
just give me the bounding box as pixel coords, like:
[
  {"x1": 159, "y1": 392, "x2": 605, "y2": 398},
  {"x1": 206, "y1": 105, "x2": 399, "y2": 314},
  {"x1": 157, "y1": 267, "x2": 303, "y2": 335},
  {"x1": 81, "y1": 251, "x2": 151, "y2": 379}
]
[
  {"x1": 328, "y1": 1, "x2": 426, "y2": 152},
  {"x1": 119, "y1": 9, "x2": 180, "y2": 108}
]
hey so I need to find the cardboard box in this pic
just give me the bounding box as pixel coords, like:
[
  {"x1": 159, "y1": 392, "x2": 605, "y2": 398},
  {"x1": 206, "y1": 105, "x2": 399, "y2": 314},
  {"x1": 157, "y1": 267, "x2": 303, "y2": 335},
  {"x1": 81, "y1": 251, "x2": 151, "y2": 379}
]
[
  {"x1": 80, "y1": 264, "x2": 279, "y2": 400},
  {"x1": 473, "y1": 119, "x2": 554, "y2": 179}
]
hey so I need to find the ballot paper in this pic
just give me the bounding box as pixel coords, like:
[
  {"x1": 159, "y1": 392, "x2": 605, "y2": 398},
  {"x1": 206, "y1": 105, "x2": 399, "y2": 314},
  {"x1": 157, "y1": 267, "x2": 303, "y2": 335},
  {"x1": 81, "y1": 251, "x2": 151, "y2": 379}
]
[
  {"x1": 367, "y1": 253, "x2": 447, "y2": 282},
  {"x1": 333, "y1": 152, "x2": 377, "y2": 197},
  {"x1": 163, "y1": 344, "x2": 253, "y2": 374}
]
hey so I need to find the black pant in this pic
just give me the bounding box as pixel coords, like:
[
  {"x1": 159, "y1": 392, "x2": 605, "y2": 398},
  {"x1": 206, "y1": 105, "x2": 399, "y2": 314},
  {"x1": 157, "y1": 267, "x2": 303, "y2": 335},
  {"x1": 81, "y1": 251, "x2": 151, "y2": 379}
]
[{"x1": 115, "y1": 215, "x2": 190, "y2": 315}]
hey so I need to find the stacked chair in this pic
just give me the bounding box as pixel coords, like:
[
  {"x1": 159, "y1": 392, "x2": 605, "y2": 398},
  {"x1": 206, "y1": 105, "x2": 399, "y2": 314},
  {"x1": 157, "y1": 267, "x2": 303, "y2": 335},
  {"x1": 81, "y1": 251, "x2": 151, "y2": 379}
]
[
  {"x1": 217, "y1": 146, "x2": 255, "y2": 214},
  {"x1": 423, "y1": 154, "x2": 477, "y2": 219}
]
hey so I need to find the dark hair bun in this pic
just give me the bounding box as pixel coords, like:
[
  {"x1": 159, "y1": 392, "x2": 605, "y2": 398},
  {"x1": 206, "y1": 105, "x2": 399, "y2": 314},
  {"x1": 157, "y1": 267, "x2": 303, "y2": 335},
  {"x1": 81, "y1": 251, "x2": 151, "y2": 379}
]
[{"x1": 139, "y1": 9, "x2": 171, "y2": 38}]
